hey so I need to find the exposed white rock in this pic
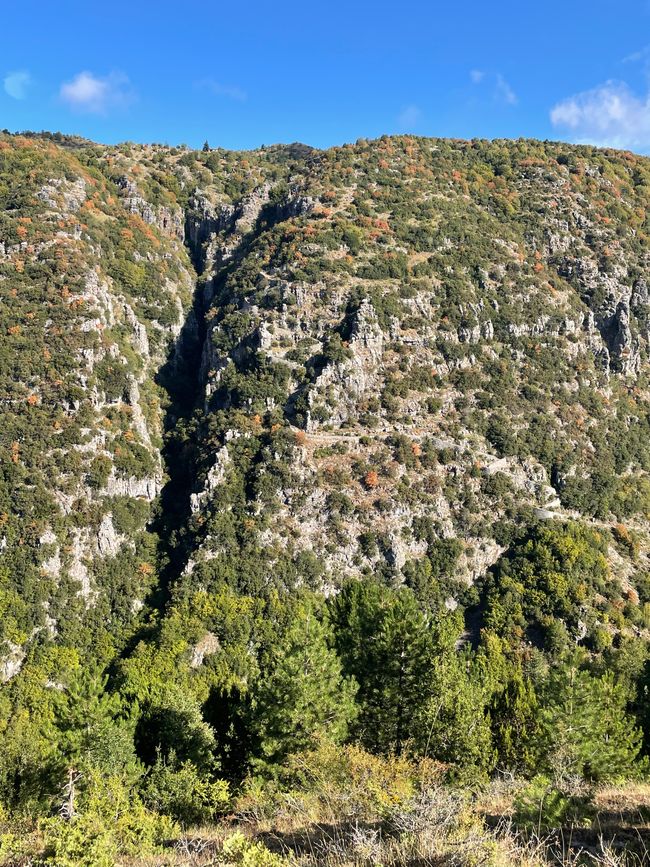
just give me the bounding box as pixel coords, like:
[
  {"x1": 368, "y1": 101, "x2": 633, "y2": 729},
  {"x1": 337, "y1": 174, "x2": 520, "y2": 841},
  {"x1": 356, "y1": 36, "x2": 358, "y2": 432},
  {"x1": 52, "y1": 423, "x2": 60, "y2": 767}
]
[
  {"x1": 103, "y1": 472, "x2": 161, "y2": 500},
  {"x1": 190, "y1": 446, "x2": 230, "y2": 513},
  {"x1": 96, "y1": 514, "x2": 123, "y2": 558},
  {"x1": 68, "y1": 530, "x2": 92, "y2": 598},
  {"x1": 189, "y1": 632, "x2": 221, "y2": 668},
  {"x1": 37, "y1": 176, "x2": 87, "y2": 212},
  {"x1": 0, "y1": 643, "x2": 26, "y2": 683},
  {"x1": 122, "y1": 301, "x2": 150, "y2": 358},
  {"x1": 128, "y1": 379, "x2": 153, "y2": 447}
]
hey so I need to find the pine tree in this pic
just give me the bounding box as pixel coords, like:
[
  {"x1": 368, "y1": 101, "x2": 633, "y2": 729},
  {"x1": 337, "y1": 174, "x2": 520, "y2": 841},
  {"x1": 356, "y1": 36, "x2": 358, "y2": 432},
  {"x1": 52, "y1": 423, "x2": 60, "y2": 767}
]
[
  {"x1": 490, "y1": 665, "x2": 538, "y2": 774},
  {"x1": 53, "y1": 666, "x2": 141, "y2": 817},
  {"x1": 251, "y1": 604, "x2": 357, "y2": 768},
  {"x1": 55, "y1": 667, "x2": 130, "y2": 773},
  {"x1": 536, "y1": 658, "x2": 645, "y2": 782},
  {"x1": 416, "y1": 615, "x2": 493, "y2": 771},
  {"x1": 331, "y1": 580, "x2": 435, "y2": 755}
]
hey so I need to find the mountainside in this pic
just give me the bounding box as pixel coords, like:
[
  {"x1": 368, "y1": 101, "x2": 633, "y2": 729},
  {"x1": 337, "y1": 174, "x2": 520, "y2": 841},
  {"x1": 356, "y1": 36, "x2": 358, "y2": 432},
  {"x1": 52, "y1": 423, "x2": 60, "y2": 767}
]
[
  {"x1": 3, "y1": 133, "x2": 650, "y2": 650},
  {"x1": 1, "y1": 131, "x2": 650, "y2": 864}
]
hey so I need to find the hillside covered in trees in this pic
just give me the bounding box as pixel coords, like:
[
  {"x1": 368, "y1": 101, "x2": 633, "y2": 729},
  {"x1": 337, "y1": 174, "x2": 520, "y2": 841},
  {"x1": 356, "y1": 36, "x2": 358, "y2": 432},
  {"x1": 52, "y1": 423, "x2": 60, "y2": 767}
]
[{"x1": 1, "y1": 131, "x2": 650, "y2": 865}]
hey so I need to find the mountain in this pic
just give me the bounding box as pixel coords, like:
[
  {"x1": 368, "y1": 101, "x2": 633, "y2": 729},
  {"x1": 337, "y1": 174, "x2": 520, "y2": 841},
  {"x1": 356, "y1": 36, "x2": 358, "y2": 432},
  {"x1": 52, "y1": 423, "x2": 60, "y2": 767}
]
[
  {"x1": 0, "y1": 131, "x2": 649, "y2": 864},
  {"x1": 3, "y1": 132, "x2": 650, "y2": 647}
]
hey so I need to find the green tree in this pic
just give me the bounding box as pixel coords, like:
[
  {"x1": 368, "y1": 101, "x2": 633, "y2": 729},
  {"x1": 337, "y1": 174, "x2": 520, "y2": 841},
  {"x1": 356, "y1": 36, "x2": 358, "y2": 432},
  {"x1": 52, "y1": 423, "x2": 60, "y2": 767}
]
[
  {"x1": 476, "y1": 632, "x2": 540, "y2": 774},
  {"x1": 134, "y1": 686, "x2": 217, "y2": 773},
  {"x1": 331, "y1": 580, "x2": 435, "y2": 755},
  {"x1": 482, "y1": 522, "x2": 610, "y2": 652},
  {"x1": 55, "y1": 667, "x2": 138, "y2": 777},
  {"x1": 415, "y1": 614, "x2": 493, "y2": 772},
  {"x1": 535, "y1": 658, "x2": 645, "y2": 783},
  {"x1": 251, "y1": 603, "x2": 357, "y2": 769},
  {"x1": 0, "y1": 700, "x2": 59, "y2": 812},
  {"x1": 51, "y1": 666, "x2": 141, "y2": 823},
  {"x1": 489, "y1": 664, "x2": 538, "y2": 774}
]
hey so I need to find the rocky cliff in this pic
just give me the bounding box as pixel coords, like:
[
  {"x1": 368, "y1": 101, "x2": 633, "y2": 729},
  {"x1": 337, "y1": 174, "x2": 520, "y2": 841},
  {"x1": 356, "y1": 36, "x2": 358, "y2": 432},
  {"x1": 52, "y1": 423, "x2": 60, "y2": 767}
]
[{"x1": 2, "y1": 132, "x2": 650, "y2": 675}]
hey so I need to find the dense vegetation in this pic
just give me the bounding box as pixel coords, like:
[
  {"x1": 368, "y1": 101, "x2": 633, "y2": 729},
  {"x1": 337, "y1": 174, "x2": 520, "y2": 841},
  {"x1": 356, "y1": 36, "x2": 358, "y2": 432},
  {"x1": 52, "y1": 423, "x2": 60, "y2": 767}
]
[{"x1": 0, "y1": 131, "x2": 650, "y2": 865}]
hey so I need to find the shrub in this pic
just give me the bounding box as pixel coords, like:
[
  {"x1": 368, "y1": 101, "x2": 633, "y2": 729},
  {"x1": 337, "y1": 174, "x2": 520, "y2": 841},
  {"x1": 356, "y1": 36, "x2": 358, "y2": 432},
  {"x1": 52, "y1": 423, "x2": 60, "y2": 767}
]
[
  {"x1": 512, "y1": 775, "x2": 592, "y2": 832},
  {"x1": 221, "y1": 832, "x2": 290, "y2": 866},
  {"x1": 39, "y1": 771, "x2": 176, "y2": 867},
  {"x1": 142, "y1": 754, "x2": 230, "y2": 826},
  {"x1": 280, "y1": 741, "x2": 418, "y2": 822},
  {"x1": 364, "y1": 469, "x2": 379, "y2": 488}
]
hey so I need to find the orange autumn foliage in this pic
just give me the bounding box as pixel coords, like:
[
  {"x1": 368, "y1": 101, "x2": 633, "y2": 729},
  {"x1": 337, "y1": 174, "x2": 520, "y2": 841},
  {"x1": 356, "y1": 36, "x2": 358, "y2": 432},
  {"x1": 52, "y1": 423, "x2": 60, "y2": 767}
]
[{"x1": 364, "y1": 470, "x2": 379, "y2": 488}]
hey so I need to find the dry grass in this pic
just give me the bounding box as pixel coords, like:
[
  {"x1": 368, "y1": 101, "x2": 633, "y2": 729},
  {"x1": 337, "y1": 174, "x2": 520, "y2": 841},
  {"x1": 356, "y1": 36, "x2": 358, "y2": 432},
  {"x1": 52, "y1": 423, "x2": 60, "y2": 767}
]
[{"x1": 136, "y1": 781, "x2": 650, "y2": 867}]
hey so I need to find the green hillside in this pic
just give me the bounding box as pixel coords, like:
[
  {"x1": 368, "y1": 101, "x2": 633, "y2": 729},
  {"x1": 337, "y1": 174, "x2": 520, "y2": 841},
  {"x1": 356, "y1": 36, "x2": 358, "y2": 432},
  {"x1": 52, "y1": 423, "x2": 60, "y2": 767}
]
[{"x1": 1, "y1": 131, "x2": 649, "y2": 866}]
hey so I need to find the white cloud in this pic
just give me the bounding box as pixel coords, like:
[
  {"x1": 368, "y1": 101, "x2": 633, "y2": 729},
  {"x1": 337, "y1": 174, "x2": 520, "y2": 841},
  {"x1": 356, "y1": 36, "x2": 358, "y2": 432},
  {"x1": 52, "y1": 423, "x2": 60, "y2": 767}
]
[
  {"x1": 60, "y1": 71, "x2": 133, "y2": 114},
  {"x1": 196, "y1": 78, "x2": 247, "y2": 101},
  {"x1": 397, "y1": 104, "x2": 422, "y2": 130},
  {"x1": 470, "y1": 69, "x2": 485, "y2": 84},
  {"x1": 495, "y1": 74, "x2": 517, "y2": 106},
  {"x1": 550, "y1": 80, "x2": 650, "y2": 150},
  {"x1": 4, "y1": 71, "x2": 31, "y2": 100}
]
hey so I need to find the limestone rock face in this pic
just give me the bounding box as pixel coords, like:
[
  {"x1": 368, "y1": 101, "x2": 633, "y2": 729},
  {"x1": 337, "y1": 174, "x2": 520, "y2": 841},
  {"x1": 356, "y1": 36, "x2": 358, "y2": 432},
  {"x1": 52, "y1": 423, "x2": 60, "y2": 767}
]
[
  {"x1": 601, "y1": 300, "x2": 640, "y2": 375},
  {"x1": 96, "y1": 514, "x2": 124, "y2": 558},
  {"x1": 37, "y1": 176, "x2": 88, "y2": 212},
  {"x1": 190, "y1": 446, "x2": 230, "y2": 513},
  {"x1": 6, "y1": 132, "x2": 650, "y2": 671},
  {"x1": 304, "y1": 300, "x2": 385, "y2": 432},
  {"x1": 116, "y1": 176, "x2": 184, "y2": 238},
  {"x1": 171, "y1": 137, "x2": 650, "y2": 598},
  {"x1": 0, "y1": 134, "x2": 198, "y2": 666},
  {"x1": 0, "y1": 644, "x2": 26, "y2": 684}
]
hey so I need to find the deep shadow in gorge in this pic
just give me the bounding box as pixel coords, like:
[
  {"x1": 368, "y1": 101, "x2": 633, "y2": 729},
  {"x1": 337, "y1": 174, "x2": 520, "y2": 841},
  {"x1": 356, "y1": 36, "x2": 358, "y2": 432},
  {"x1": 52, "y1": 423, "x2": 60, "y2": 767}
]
[
  {"x1": 142, "y1": 187, "x2": 319, "y2": 614},
  {"x1": 145, "y1": 214, "x2": 217, "y2": 611}
]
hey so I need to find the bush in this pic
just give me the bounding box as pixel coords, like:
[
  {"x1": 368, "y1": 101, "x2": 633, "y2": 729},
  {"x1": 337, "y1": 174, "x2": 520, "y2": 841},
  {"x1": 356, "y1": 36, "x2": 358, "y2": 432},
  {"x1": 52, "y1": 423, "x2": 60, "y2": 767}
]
[
  {"x1": 39, "y1": 771, "x2": 176, "y2": 867},
  {"x1": 221, "y1": 832, "x2": 290, "y2": 866},
  {"x1": 512, "y1": 775, "x2": 592, "y2": 832},
  {"x1": 142, "y1": 754, "x2": 230, "y2": 826},
  {"x1": 278, "y1": 741, "x2": 419, "y2": 823}
]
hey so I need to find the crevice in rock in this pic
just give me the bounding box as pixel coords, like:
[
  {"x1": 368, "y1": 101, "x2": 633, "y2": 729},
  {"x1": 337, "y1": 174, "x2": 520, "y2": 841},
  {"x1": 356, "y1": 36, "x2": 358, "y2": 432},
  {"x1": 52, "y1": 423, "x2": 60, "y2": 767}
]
[
  {"x1": 147, "y1": 220, "x2": 219, "y2": 606},
  {"x1": 142, "y1": 183, "x2": 316, "y2": 608}
]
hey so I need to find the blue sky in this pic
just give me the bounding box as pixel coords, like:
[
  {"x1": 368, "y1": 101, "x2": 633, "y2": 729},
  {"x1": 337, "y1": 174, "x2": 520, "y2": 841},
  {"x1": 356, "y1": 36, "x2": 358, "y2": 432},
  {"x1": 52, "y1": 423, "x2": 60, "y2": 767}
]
[{"x1": 3, "y1": 0, "x2": 650, "y2": 152}]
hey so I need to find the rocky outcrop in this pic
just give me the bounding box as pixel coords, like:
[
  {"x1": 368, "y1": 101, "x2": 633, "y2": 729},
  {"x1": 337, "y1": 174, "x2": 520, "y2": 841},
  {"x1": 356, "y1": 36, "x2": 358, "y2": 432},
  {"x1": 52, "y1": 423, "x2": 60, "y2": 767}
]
[
  {"x1": 189, "y1": 632, "x2": 221, "y2": 668},
  {"x1": 185, "y1": 193, "x2": 235, "y2": 271},
  {"x1": 96, "y1": 515, "x2": 124, "y2": 558},
  {"x1": 0, "y1": 643, "x2": 25, "y2": 684},
  {"x1": 37, "y1": 176, "x2": 87, "y2": 212},
  {"x1": 600, "y1": 300, "x2": 640, "y2": 375},
  {"x1": 116, "y1": 176, "x2": 184, "y2": 238},
  {"x1": 103, "y1": 473, "x2": 161, "y2": 500},
  {"x1": 306, "y1": 300, "x2": 384, "y2": 431},
  {"x1": 190, "y1": 446, "x2": 230, "y2": 513}
]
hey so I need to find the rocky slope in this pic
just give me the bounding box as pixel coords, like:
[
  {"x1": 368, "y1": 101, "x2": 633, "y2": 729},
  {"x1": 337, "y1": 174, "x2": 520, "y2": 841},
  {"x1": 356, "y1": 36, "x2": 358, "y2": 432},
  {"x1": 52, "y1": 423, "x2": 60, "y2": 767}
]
[{"x1": 2, "y1": 132, "x2": 650, "y2": 676}]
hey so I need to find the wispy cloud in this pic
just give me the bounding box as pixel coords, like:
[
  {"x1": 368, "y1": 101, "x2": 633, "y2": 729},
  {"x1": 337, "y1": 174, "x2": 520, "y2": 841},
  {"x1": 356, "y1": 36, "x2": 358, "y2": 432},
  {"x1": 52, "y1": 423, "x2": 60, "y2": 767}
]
[
  {"x1": 495, "y1": 74, "x2": 517, "y2": 106},
  {"x1": 196, "y1": 78, "x2": 247, "y2": 101},
  {"x1": 622, "y1": 45, "x2": 650, "y2": 64},
  {"x1": 550, "y1": 79, "x2": 650, "y2": 150},
  {"x1": 59, "y1": 71, "x2": 133, "y2": 114},
  {"x1": 4, "y1": 70, "x2": 31, "y2": 100},
  {"x1": 397, "y1": 104, "x2": 422, "y2": 131},
  {"x1": 469, "y1": 69, "x2": 518, "y2": 106}
]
